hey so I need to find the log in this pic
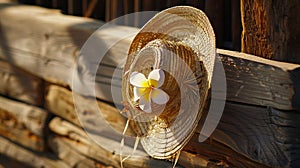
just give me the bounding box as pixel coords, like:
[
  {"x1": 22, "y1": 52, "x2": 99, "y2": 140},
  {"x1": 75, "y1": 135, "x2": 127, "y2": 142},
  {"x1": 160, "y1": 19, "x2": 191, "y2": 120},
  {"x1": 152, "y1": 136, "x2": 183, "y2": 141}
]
[
  {"x1": 0, "y1": 60, "x2": 43, "y2": 106},
  {"x1": 48, "y1": 133, "x2": 108, "y2": 168},
  {"x1": 0, "y1": 2, "x2": 137, "y2": 99},
  {"x1": 0, "y1": 3, "x2": 299, "y2": 110},
  {"x1": 0, "y1": 3, "x2": 299, "y2": 166},
  {"x1": 0, "y1": 96, "x2": 48, "y2": 151},
  {"x1": 46, "y1": 87, "x2": 227, "y2": 167},
  {"x1": 45, "y1": 84, "x2": 134, "y2": 135},
  {"x1": 193, "y1": 102, "x2": 300, "y2": 167},
  {"x1": 45, "y1": 85, "x2": 300, "y2": 167},
  {"x1": 241, "y1": 0, "x2": 300, "y2": 63},
  {"x1": 0, "y1": 154, "x2": 25, "y2": 168},
  {"x1": 49, "y1": 117, "x2": 185, "y2": 168},
  {"x1": 219, "y1": 49, "x2": 300, "y2": 110},
  {"x1": 0, "y1": 135, "x2": 70, "y2": 168}
]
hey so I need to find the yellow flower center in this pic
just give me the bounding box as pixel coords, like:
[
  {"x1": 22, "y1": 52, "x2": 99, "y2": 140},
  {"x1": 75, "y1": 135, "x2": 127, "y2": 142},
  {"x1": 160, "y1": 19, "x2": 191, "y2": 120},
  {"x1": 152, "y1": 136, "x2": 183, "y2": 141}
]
[{"x1": 138, "y1": 79, "x2": 160, "y2": 99}]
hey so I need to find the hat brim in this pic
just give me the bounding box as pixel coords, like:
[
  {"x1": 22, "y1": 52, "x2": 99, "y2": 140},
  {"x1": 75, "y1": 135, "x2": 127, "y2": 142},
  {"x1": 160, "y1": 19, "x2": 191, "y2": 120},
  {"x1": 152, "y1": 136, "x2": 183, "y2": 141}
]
[{"x1": 122, "y1": 6, "x2": 216, "y2": 159}]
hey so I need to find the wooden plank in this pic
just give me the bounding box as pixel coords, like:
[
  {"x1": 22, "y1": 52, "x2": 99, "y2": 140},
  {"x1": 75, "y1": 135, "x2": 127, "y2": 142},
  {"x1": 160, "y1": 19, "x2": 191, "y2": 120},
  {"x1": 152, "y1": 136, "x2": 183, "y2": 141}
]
[
  {"x1": 241, "y1": 0, "x2": 300, "y2": 63},
  {"x1": 0, "y1": 3, "x2": 102, "y2": 85},
  {"x1": 0, "y1": 2, "x2": 137, "y2": 101},
  {"x1": 45, "y1": 86, "x2": 225, "y2": 167},
  {"x1": 0, "y1": 60, "x2": 43, "y2": 106},
  {"x1": 0, "y1": 96, "x2": 49, "y2": 151},
  {"x1": 218, "y1": 49, "x2": 300, "y2": 110},
  {"x1": 0, "y1": 154, "x2": 25, "y2": 168},
  {"x1": 48, "y1": 133, "x2": 108, "y2": 168},
  {"x1": 193, "y1": 102, "x2": 300, "y2": 167},
  {"x1": 0, "y1": 3, "x2": 299, "y2": 111},
  {"x1": 49, "y1": 117, "x2": 184, "y2": 168},
  {"x1": 45, "y1": 85, "x2": 300, "y2": 167},
  {"x1": 45, "y1": 84, "x2": 134, "y2": 135},
  {"x1": 0, "y1": 135, "x2": 70, "y2": 168}
]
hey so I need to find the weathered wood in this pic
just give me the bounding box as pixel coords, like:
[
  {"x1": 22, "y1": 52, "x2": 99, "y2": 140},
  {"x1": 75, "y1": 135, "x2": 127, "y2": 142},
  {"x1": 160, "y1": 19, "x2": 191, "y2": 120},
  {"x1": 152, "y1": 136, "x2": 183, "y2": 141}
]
[
  {"x1": 193, "y1": 102, "x2": 300, "y2": 167},
  {"x1": 0, "y1": 3, "x2": 299, "y2": 110},
  {"x1": 241, "y1": 0, "x2": 300, "y2": 63},
  {"x1": 0, "y1": 155, "x2": 25, "y2": 168},
  {"x1": 0, "y1": 135, "x2": 70, "y2": 168},
  {"x1": 46, "y1": 86, "x2": 226, "y2": 167},
  {"x1": 0, "y1": 60, "x2": 43, "y2": 106},
  {"x1": 48, "y1": 133, "x2": 108, "y2": 168},
  {"x1": 219, "y1": 49, "x2": 300, "y2": 110},
  {"x1": 45, "y1": 85, "x2": 300, "y2": 167},
  {"x1": 0, "y1": 2, "x2": 99, "y2": 86},
  {"x1": 0, "y1": 3, "x2": 299, "y2": 166},
  {"x1": 45, "y1": 84, "x2": 134, "y2": 135},
  {"x1": 0, "y1": 2, "x2": 136, "y2": 102},
  {"x1": 0, "y1": 96, "x2": 49, "y2": 151},
  {"x1": 49, "y1": 117, "x2": 184, "y2": 168}
]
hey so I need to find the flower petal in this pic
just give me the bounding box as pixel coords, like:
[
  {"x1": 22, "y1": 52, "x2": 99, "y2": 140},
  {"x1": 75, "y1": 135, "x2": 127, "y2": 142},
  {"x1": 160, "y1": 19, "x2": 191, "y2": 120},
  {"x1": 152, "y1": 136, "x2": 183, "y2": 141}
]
[
  {"x1": 133, "y1": 87, "x2": 150, "y2": 101},
  {"x1": 151, "y1": 88, "x2": 169, "y2": 105},
  {"x1": 139, "y1": 94, "x2": 152, "y2": 113},
  {"x1": 130, "y1": 72, "x2": 148, "y2": 87},
  {"x1": 148, "y1": 69, "x2": 165, "y2": 88}
]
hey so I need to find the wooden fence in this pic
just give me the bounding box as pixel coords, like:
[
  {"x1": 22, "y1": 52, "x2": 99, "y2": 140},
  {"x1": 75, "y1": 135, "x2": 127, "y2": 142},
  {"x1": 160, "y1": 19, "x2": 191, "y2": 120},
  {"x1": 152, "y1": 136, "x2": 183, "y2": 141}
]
[{"x1": 0, "y1": 2, "x2": 300, "y2": 167}]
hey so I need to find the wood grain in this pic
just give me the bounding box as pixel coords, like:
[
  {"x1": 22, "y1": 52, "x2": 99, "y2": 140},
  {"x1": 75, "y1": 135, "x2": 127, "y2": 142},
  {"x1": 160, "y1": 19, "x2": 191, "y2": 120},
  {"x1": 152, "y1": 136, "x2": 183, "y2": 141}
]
[
  {"x1": 193, "y1": 102, "x2": 300, "y2": 167},
  {"x1": 0, "y1": 60, "x2": 43, "y2": 106},
  {"x1": 0, "y1": 2, "x2": 137, "y2": 102},
  {"x1": 45, "y1": 85, "x2": 300, "y2": 167},
  {"x1": 49, "y1": 117, "x2": 184, "y2": 168},
  {"x1": 0, "y1": 135, "x2": 70, "y2": 168},
  {"x1": 48, "y1": 133, "x2": 109, "y2": 168},
  {"x1": 0, "y1": 4, "x2": 299, "y2": 166},
  {"x1": 0, "y1": 3, "x2": 299, "y2": 110},
  {"x1": 0, "y1": 96, "x2": 49, "y2": 151},
  {"x1": 218, "y1": 49, "x2": 300, "y2": 110},
  {"x1": 241, "y1": 0, "x2": 300, "y2": 63},
  {"x1": 45, "y1": 84, "x2": 134, "y2": 136}
]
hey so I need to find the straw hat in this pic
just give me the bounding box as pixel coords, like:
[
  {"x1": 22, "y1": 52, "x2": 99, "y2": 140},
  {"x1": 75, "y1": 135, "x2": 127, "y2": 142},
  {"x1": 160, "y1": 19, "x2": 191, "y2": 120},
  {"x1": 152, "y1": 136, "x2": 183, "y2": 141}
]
[{"x1": 122, "y1": 6, "x2": 215, "y2": 159}]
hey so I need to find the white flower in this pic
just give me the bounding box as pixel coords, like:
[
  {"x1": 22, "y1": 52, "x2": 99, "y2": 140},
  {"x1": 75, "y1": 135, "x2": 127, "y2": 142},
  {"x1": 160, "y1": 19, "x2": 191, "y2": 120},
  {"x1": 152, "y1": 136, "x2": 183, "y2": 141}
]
[{"x1": 129, "y1": 69, "x2": 170, "y2": 113}]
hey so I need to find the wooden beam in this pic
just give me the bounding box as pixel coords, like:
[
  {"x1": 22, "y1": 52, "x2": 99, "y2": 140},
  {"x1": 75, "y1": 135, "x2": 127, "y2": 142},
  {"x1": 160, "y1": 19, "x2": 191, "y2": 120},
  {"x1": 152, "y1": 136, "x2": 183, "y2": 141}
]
[
  {"x1": 0, "y1": 96, "x2": 49, "y2": 151},
  {"x1": 0, "y1": 3, "x2": 299, "y2": 111},
  {"x1": 218, "y1": 49, "x2": 300, "y2": 110},
  {"x1": 0, "y1": 136, "x2": 70, "y2": 168},
  {"x1": 49, "y1": 117, "x2": 185, "y2": 168},
  {"x1": 48, "y1": 132, "x2": 108, "y2": 167},
  {"x1": 0, "y1": 2, "x2": 137, "y2": 102},
  {"x1": 45, "y1": 84, "x2": 134, "y2": 135},
  {"x1": 45, "y1": 85, "x2": 300, "y2": 167},
  {"x1": 241, "y1": 0, "x2": 300, "y2": 63},
  {"x1": 194, "y1": 102, "x2": 300, "y2": 167},
  {"x1": 0, "y1": 60, "x2": 43, "y2": 106}
]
